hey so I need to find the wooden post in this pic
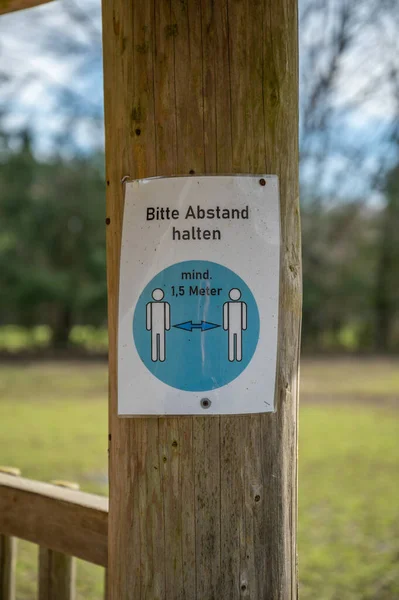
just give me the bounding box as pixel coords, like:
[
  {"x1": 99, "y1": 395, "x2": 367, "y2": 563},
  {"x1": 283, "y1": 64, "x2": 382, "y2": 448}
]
[
  {"x1": 0, "y1": 467, "x2": 20, "y2": 600},
  {"x1": 38, "y1": 482, "x2": 79, "y2": 600},
  {"x1": 0, "y1": 536, "x2": 17, "y2": 600},
  {"x1": 102, "y1": 0, "x2": 301, "y2": 597},
  {"x1": 38, "y1": 549, "x2": 76, "y2": 600},
  {"x1": 104, "y1": 569, "x2": 108, "y2": 600}
]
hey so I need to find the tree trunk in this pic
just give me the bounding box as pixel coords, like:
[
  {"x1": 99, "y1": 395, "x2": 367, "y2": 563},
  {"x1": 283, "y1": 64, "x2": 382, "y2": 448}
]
[
  {"x1": 52, "y1": 307, "x2": 72, "y2": 349},
  {"x1": 374, "y1": 174, "x2": 399, "y2": 352}
]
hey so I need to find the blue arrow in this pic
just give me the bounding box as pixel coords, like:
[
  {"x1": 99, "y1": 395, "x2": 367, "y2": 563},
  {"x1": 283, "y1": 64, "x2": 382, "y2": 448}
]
[{"x1": 173, "y1": 320, "x2": 220, "y2": 332}]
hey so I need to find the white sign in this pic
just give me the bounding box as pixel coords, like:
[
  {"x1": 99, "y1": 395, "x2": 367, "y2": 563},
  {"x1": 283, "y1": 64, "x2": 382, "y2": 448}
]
[{"x1": 118, "y1": 175, "x2": 280, "y2": 416}]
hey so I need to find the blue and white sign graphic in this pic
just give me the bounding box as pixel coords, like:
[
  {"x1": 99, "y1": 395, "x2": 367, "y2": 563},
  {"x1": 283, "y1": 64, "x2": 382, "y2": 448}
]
[
  {"x1": 118, "y1": 175, "x2": 280, "y2": 415},
  {"x1": 133, "y1": 261, "x2": 260, "y2": 392}
]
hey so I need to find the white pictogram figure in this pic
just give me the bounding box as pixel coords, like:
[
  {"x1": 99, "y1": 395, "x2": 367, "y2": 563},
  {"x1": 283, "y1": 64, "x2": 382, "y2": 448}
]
[
  {"x1": 223, "y1": 288, "x2": 247, "y2": 362},
  {"x1": 146, "y1": 288, "x2": 171, "y2": 362}
]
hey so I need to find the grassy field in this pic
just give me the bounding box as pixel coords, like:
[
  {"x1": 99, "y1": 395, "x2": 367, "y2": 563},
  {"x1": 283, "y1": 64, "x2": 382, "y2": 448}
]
[{"x1": 0, "y1": 358, "x2": 398, "y2": 599}]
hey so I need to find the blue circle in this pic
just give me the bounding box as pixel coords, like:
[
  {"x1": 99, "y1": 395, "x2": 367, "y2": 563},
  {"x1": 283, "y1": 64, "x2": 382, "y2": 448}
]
[{"x1": 133, "y1": 260, "x2": 259, "y2": 392}]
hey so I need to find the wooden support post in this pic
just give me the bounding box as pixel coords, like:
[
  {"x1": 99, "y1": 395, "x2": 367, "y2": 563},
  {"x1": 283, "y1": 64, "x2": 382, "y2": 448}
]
[
  {"x1": 38, "y1": 482, "x2": 79, "y2": 600},
  {"x1": 38, "y1": 549, "x2": 76, "y2": 600},
  {"x1": 102, "y1": 0, "x2": 301, "y2": 597},
  {"x1": 104, "y1": 569, "x2": 108, "y2": 600},
  {"x1": 0, "y1": 467, "x2": 20, "y2": 600},
  {"x1": 0, "y1": 536, "x2": 17, "y2": 600}
]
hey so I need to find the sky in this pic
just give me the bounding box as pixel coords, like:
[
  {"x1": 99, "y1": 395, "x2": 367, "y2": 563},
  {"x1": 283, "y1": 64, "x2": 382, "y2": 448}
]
[
  {"x1": 0, "y1": 0, "x2": 103, "y2": 154},
  {"x1": 0, "y1": 0, "x2": 397, "y2": 201}
]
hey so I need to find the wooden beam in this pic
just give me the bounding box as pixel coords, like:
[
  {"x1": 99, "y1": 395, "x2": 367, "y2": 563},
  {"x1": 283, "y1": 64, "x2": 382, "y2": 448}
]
[
  {"x1": 0, "y1": 474, "x2": 108, "y2": 567},
  {"x1": 102, "y1": 0, "x2": 301, "y2": 597},
  {"x1": 0, "y1": 0, "x2": 53, "y2": 16}
]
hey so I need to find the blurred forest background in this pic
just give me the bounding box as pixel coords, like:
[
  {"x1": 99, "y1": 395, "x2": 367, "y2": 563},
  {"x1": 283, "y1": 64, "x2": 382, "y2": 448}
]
[{"x1": 0, "y1": 0, "x2": 398, "y2": 355}]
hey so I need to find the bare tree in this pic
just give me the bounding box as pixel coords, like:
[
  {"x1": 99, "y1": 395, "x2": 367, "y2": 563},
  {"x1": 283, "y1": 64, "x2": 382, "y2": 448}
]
[{"x1": 0, "y1": 0, "x2": 103, "y2": 153}]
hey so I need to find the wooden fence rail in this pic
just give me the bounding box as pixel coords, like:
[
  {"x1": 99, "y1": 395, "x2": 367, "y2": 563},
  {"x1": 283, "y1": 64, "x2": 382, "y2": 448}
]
[
  {"x1": 0, "y1": 1, "x2": 53, "y2": 17},
  {"x1": 0, "y1": 470, "x2": 108, "y2": 599}
]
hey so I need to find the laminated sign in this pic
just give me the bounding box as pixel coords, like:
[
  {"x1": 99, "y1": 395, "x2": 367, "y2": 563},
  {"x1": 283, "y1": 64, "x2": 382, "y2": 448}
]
[{"x1": 118, "y1": 175, "x2": 280, "y2": 416}]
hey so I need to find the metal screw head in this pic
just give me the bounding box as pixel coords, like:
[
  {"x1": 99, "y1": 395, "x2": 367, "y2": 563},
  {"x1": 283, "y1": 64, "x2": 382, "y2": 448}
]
[
  {"x1": 259, "y1": 178, "x2": 266, "y2": 186},
  {"x1": 200, "y1": 398, "x2": 211, "y2": 409}
]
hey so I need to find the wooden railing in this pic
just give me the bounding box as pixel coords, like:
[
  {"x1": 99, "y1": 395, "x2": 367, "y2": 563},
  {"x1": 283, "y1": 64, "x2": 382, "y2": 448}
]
[
  {"x1": 0, "y1": 468, "x2": 108, "y2": 599},
  {"x1": 0, "y1": 1, "x2": 54, "y2": 17}
]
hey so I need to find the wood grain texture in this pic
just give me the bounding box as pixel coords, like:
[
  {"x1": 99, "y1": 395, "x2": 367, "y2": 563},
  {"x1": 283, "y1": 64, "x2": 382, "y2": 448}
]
[
  {"x1": 0, "y1": 535, "x2": 16, "y2": 600},
  {"x1": 38, "y1": 481, "x2": 79, "y2": 600},
  {"x1": 0, "y1": 474, "x2": 108, "y2": 567},
  {"x1": 104, "y1": 569, "x2": 108, "y2": 600},
  {"x1": 38, "y1": 547, "x2": 76, "y2": 600},
  {"x1": 0, "y1": 468, "x2": 20, "y2": 600},
  {"x1": 102, "y1": 0, "x2": 301, "y2": 597},
  {"x1": 0, "y1": 0, "x2": 52, "y2": 15}
]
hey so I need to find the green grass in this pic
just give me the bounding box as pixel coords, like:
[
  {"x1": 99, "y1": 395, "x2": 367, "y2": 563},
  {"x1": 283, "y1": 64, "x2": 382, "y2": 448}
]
[
  {"x1": 0, "y1": 362, "x2": 108, "y2": 491},
  {"x1": 0, "y1": 363, "x2": 108, "y2": 600},
  {"x1": 299, "y1": 405, "x2": 399, "y2": 599},
  {"x1": 0, "y1": 358, "x2": 398, "y2": 599},
  {"x1": 301, "y1": 357, "x2": 399, "y2": 399}
]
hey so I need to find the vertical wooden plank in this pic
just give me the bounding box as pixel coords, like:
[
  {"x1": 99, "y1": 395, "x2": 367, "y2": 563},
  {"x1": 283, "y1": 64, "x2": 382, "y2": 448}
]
[
  {"x1": 38, "y1": 482, "x2": 78, "y2": 600},
  {"x1": 104, "y1": 569, "x2": 108, "y2": 600},
  {"x1": 102, "y1": 0, "x2": 301, "y2": 598},
  {"x1": 0, "y1": 535, "x2": 17, "y2": 600},
  {"x1": 0, "y1": 468, "x2": 20, "y2": 600},
  {"x1": 38, "y1": 547, "x2": 76, "y2": 600}
]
